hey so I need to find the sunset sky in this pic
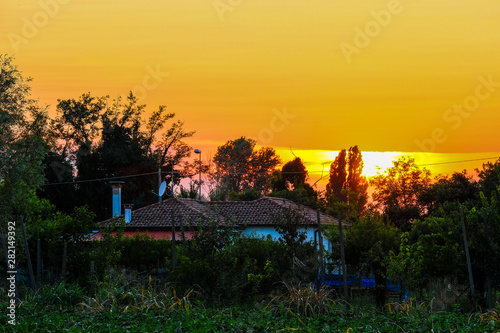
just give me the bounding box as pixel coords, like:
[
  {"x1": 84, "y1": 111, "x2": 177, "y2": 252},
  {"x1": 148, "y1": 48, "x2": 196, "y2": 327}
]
[{"x1": 2, "y1": 0, "x2": 500, "y2": 187}]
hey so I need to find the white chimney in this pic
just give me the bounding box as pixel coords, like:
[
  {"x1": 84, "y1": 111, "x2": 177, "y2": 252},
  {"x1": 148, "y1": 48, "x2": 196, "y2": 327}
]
[
  {"x1": 110, "y1": 181, "x2": 125, "y2": 218},
  {"x1": 124, "y1": 204, "x2": 133, "y2": 223}
]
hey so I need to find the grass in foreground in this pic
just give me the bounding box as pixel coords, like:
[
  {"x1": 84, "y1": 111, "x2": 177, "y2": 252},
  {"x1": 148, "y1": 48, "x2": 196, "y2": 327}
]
[{"x1": 1, "y1": 281, "x2": 499, "y2": 333}]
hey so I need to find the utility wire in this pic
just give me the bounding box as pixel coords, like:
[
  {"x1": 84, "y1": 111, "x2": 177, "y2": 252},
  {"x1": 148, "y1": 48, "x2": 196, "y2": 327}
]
[
  {"x1": 417, "y1": 156, "x2": 499, "y2": 167},
  {"x1": 42, "y1": 170, "x2": 312, "y2": 186},
  {"x1": 43, "y1": 172, "x2": 158, "y2": 186},
  {"x1": 42, "y1": 156, "x2": 500, "y2": 186}
]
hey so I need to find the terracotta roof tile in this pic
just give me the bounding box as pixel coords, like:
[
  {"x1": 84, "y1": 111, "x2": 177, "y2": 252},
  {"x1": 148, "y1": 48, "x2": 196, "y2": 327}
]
[{"x1": 100, "y1": 197, "x2": 340, "y2": 229}]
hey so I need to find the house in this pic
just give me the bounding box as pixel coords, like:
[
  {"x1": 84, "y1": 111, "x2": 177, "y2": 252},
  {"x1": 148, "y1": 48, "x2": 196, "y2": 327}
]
[{"x1": 93, "y1": 196, "x2": 341, "y2": 252}]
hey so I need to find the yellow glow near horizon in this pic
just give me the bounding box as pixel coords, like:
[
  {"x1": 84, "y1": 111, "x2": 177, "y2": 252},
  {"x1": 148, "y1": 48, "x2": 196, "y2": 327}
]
[
  {"x1": 273, "y1": 148, "x2": 404, "y2": 178},
  {"x1": 271, "y1": 148, "x2": 500, "y2": 190}
]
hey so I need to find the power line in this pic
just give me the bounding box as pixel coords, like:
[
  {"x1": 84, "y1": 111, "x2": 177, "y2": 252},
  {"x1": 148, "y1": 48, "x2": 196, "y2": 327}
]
[
  {"x1": 42, "y1": 156, "x2": 500, "y2": 186},
  {"x1": 42, "y1": 170, "x2": 308, "y2": 186},
  {"x1": 43, "y1": 172, "x2": 158, "y2": 186},
  {"x1": 417, "y1": 156, "x2": 499, "y2": 167}
]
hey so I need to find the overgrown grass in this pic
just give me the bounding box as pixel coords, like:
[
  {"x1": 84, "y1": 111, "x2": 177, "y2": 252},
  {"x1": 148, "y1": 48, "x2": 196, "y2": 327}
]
[
  {"x1": 1, "y1": 281, "x2": 499, "y2": 332},
  {"x1": 266, "y1": 282, "x2": 340, "y2": 318}
]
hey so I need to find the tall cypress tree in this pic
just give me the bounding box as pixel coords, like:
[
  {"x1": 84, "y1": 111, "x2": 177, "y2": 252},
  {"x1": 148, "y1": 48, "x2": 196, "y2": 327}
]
[{"x1": 327, "y1": 146, "x2": 368, "y2": 214}]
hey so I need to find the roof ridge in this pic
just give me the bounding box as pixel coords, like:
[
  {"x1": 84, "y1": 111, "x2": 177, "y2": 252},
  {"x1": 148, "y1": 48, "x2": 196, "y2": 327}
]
[{"x1": 175, "y1": 197, "x2": 205, "y2": 215}]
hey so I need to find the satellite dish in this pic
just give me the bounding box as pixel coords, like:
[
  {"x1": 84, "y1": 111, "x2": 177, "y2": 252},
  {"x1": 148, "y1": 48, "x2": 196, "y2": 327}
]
[{"x1": 158, "y1": 181, "x2": 167, "y2": 197}]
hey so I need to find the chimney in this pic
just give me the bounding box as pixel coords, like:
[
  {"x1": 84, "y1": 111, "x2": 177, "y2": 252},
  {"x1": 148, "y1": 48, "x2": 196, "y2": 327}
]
[
  {"x1": 123, "y1": 204, "x2": 133, "y2": 223},
  {"x1": 110, "y1": 181, "x2": 125, "y2": 218}
]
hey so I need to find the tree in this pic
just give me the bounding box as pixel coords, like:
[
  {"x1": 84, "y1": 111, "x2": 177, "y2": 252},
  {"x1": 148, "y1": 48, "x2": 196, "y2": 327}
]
[
  {"x1": 269, "y1": 157, "x2": 322, "y2": 210},
  {"x1": 464, "y1": 191, "x2": 500, "y2": 307},
  {"x1": 371, "y1": 156, "x2": 431, "y2": 231},
  {"x1": 281, "y1": 157, "x2": 308, "y2": 190},
  {"x1": 24, "y1": 193, "x2": 97, "y2": 283},
  {"x1": 478, "y1": 158, "x2": 500, "y2": 198},
  {"x1": 210, "y1": 137, "x2": 281, "y2": 200},
  {"x1": 48, "y1": 92, "x2": 195, "y2": 220},
  {"x1": 346, "y1": 146, "x2": 369, "y2": 214},
  {"x1": 0, "y1": 55, "x2": 49, "y2": 221},
  {"x1": 387, "y1": 216, "x2": 461, "y2": 298},
  {"x1": 272, "y1": 206, "x2": 314, "y2": 282},
  {"x1": 419, "y1": 170, "x2": 479, "y2": 217},
  {"x1": 326, "y1": 146, "x2": 368, "y2": 215},
  {"x1": 342, "y1": 212, "x2": 399, "y2": 307},
  {"x1": 326, "y1": 149, "x2": 347, "y2": 202}
]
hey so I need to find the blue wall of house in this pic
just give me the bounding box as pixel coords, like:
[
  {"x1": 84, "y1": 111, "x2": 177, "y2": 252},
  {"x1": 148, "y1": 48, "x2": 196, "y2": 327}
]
[{"x1": 242, "y1": 227, "x2": 332, "y2": 253}]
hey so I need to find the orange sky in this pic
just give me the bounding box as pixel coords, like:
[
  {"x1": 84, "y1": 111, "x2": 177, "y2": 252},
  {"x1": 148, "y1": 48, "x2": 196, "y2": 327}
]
[{"x1": 2, "y1": 0, "x2": 500, "y2": 187}]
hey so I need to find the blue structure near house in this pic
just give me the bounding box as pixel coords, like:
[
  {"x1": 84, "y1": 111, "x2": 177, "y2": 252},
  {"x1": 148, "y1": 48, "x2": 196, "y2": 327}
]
[{"x1": 317, "y1": 274, "x2": 403, "y2": 292}]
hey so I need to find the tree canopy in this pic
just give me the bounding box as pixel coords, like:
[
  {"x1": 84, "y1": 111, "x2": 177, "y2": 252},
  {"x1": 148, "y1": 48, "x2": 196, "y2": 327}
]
[
  {"x1": 0, "y1": 55, "x2": 49, "y2": 221},
  {"x1": 326, "y1": 146, "x2": 368, "y2": 216},
  {"x1": 41, "y1": 92, "x2": 195, "y2": 220},
  {"x1": 210, "y1": 137, "x2": 281, "y2": 200},
  {"x1": 371, "y1": 156, "x2": 431, "y2": 231}
]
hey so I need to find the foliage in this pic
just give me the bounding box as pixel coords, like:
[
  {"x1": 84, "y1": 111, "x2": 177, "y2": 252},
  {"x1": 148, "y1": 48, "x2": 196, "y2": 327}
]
[
  {"x1": 177, "y1": 181, "x2": 199, "y2": 199},
  {"x1": 478, "y1": 158, "x2": 500, "y2": 198},
  {"x1": 118, "y1": 233, "x2": 172, "y2": 272},
  {"x1": 464, "y1": 191, "x2": 500, "y2": 306},
  {"x1": 270, "y1": 157, "x2": 322, "y2": 210},
  {"x1": 27, "y1": 197, "x2": 97, "y2": 282},
  {"x1": 420, "y1": 171, "x2": 479, "y2": 217},
  {"x1": 267, "y1": 283, "x2": 336, "y2": 318},
  {"x1": 272, "y1": 207, "x2": 308, "y2": 260},
  {"x1": 171, "y1": 216, "x2": 240, "y2": 299},
  {"x1": 47, "y1": 92, "x2": 195, "y2": 220},
  {"x1": 269, "y1": 184, "x2": 322, "y2": 210},
  {"x1": 327, "y1": 149, "x2": 347, "y2": 202},
  {"x1": 171, "y1": 226, "x2": 315, "y2": 303},
  {"x1": 228, "y1": 187, "x2": 261, "y2": 201},
  {"x1": 2, "y1": 282, "x2": 499, "y2": 332},
  {"x1": 0, "y1": 55, "x2": 49, "y2": 221},
  {"x1": 271, "y1": 157, "x2": 308, "y2": 191},
  {"x1": 387, "y1": 216, "x2": 461, "y2": 295},
  {"x1": 90, "y1": 219, "x2": 125, "y2": 279},
  {"x1": 341, "y1": 212, "x2": 399, "y2": 307},
  {"x1": 371, "y1": 156, "x2": 431, "y2": 231},
  {"x1": 326, "y1": 146, "x2": 369, "y2": 217},
  {"x1": 210, "y1": 136, "x2": 281, "y2": 199}
]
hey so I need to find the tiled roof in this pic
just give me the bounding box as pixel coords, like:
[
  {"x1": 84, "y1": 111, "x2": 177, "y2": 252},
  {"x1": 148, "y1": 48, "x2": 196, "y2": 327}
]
[
  {"x1": 100, "y1": 197, "x2": 339, "y2": 229},
  {"x1": 91, "y1": 231, "x2": 195, "y2": 241}
]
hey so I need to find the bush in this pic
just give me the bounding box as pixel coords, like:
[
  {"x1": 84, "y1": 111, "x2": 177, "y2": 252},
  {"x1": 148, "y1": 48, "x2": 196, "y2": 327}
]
[{"x1": 118, "y1": 233, "x2": 171, "y2": 272}]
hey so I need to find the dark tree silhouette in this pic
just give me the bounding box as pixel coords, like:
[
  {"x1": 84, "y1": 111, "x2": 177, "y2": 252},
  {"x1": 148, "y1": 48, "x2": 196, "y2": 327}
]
[
  {"x1": 0, "y1": 55, "x2": 49, "y2": 220},
  {"x1": 326, "y1": 149, "x2": 347, "y2": 202},
  {"x1": 47, "y1": 92, "x2": 195, "y2": 220},
  {"x1": 269, "y1": 157, "x2": 322, "y2": 210},
  {"x1": 326, "y1": 146, "x2": 368, "y2": 214},
  {"x1": 210, "y1": 137, "x2": 281, "y2": 200},
  {"x1": 371, "y1": 156, "x2": 431, "y2": 231}
]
